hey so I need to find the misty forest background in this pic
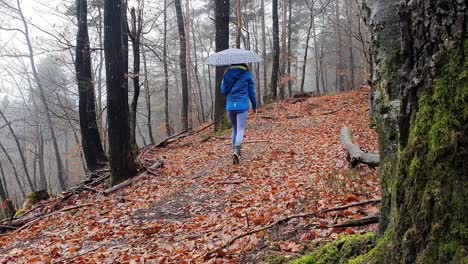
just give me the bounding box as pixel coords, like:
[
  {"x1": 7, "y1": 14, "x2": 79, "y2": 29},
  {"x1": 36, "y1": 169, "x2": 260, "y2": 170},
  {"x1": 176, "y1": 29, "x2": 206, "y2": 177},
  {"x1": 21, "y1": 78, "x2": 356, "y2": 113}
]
[{"x1": 0, "y1": 0, "x2": 370, "y2": 210}]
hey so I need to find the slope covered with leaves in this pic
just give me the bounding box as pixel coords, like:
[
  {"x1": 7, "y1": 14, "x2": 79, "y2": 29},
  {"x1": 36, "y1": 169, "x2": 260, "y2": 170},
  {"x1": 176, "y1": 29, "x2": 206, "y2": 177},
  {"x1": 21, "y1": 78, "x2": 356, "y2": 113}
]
[{"x1": 0, "y1": 88, "x2": 380, "y2": 263}]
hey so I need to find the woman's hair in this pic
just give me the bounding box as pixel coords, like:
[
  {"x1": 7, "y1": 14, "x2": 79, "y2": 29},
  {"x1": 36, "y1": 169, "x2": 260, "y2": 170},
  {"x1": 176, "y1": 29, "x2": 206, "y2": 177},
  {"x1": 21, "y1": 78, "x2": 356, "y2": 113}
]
[{"x1": 231, "y1": 63, "x2": 250, "y2": 71}]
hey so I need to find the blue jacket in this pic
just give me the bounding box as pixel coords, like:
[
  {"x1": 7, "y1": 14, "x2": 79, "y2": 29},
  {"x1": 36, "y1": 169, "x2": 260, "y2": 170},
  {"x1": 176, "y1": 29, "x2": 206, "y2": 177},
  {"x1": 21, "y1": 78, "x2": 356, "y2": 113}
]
[{"x1": 221, "y1": 66, "x2": 257, "y2": 111}]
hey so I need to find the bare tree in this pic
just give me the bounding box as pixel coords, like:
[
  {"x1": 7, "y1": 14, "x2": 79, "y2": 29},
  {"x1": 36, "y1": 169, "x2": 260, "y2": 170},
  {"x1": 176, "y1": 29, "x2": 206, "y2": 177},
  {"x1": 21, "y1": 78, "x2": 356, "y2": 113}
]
[
  {"x1": 174, "y1": 0, "x2": 189, "y2": 130},
  {"x1": 75, "y1": 0, "x2": 107, "y2": 172},
  {"x1": 270, "y1": 0, "x2": 280, "y2": 100},
  {"x1": 104, "y1": 0, "x2": 138, "y2": 185},
  {"x1": 214, "y1": 0, "x2": 230, "y2": 131}
]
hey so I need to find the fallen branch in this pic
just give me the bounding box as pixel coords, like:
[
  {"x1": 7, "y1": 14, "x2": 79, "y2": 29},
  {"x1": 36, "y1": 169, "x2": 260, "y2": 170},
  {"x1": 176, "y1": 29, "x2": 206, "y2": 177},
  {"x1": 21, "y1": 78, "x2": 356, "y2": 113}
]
[
  {"x1": 333, "y1": 215, "x2": 379, "y2": 228},
  {"x1": 340, "y1": 127, "x2": 379, "y2": 168},
  {"x1": 154, "y1": 128, "x2": 191, "y2": 148},
  {"x1": 204, "y1": 199, "x2": 380, "y2": 259},
  {"x1": 323, "y1": 109, "x2": 340, "y2": 115},
  {"x1": 259, "y1": 115, "x2": 278, "y2": 120},
  {"x1": 1, "y1": 203, "x2": 93, "y2": 236},
  {"x1": 287, "y1": 115, "x2": 302, "y2": 119},
  {"x1": 205, "y1": 212, "x2": 317, "y2": 259},
  {"x1": 103, "y1": 160, "x2": 163, "y2": 195},
  {"x1": 323, "y1": 199, "x2": 381, "y2": 213}
]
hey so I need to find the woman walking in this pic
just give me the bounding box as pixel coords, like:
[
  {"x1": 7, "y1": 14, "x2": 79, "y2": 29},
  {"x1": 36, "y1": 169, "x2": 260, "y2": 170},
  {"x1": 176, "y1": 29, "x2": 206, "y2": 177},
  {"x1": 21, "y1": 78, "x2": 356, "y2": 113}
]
[{"x1": 221, "y1": 64, "x2": 257, "y2": 164}]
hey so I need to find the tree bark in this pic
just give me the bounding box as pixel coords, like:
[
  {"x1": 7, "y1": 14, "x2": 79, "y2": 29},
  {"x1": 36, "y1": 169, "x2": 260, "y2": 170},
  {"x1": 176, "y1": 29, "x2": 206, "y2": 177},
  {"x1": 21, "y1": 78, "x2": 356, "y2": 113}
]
[
  {"x1": 279, "y1": 0, "x2": 288, "y2": 100},
  {"x1": 141, "y1": 39, "x2": 156, "y2": 142},
  {"x1": 163, "y1": 0, "x2": 171, "y2": 136},
  {"x1": 287, "y1": 0, "x2": 293, "y2": 97},
  {"x1": 345, "y1": 0, "x2": 355, "y2": 90},
  {"x1": 174, "y1": 0, "x2": 189, "y2": 131},
  {"x1": 260, "y1": 0, "x2": 268, "y2": 102},
  {"x1": 270, "y1": 0, "x2": 280, "y2": 100},
  {"x1": 75, "y1": 0, "x2": 107, "y2": 172},
  {"x1": 301, "y1": 9, "x2": 314, "y2": 93},
  {"x1": 236, "y1": 0, "x2": 242, "y2": 49},
  {"x1": 335, "y1": 0, "x2": 345, "y2": 92},
  {"x1": 129, "y1": 7, "x2": 143, "y2": 156},
  {"x1": 358, "y1": 0, "x2": 468, "y2": 263},
  {"x1": 104, "y1": 0, "x2": 138, "y2": 186},
  {"x1": 214, "y1": 0, "x2": 230, "y2": 131}
]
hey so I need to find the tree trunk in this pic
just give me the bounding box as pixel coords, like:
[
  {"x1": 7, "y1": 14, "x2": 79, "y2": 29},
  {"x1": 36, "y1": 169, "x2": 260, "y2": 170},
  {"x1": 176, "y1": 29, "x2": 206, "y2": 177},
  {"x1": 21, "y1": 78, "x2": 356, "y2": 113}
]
[
  {"x1": 163, "y1": 0, "x2": 171, "y2": 136},
  {"x1": 287, "y1": 0, "x2": 293, "y2": 97},
  {"x1": 96, "y1": 5, "x2": 106, "y2": 152},
  {"x1": 190, "y1": 19, "x2": 206, "y2": 123},
  {"x1": 357, "y1": 0, "x2": 468, "y2": 263},
  {"x1": 312, "y1": 2, "x2": 321, "y2": 95},
  {"x1": 345, "y1": 0, "x2": 355, "y2": 90},
  {"x1": 174, "y1": 0, "x2": 189, "y2": 131},
  {"x1": 185, "y1": 0, "x2": 194, "y2": 128},
  {"x1": 129, "y1": 7, "x2": 143, "y2": 156},
  {"x1": 335, "y1": 0, "x2": 345, "y2": 92},
  {"x1": 141, "y1": 39, "x2": 156, "y2": 143},
  {"x1": 270, "y1": 0, "x2": 280, "y2": 100},
  {"x1": 104, "y1": 0, "x2": 138, "y2": 186},
  {"x1": 214, "y1": 0, "x2": 230, "y2": 131},
  {"x1": 0, "y1": 140, "x2": 25, "y2": 197},
  {"x1": 0, "y1": 161, "x2": 14, "y2": 219},
  {"x1": 300, "y1": 11, "x2": 313, "y2": 94},
  {"x1": 16, "y1": 0, "x2": 66, "y2": 191},
  {"x1": 75, "y1": 0, "x2": 108, "y2": 172},
  {"x1": 0, "y1": 109, "x2": 34, "y2": 191},
  {"x1": 279, "y1": 0, "x2": 288, "y2": 100},
  {"x1": 260, "y1": 0, "x2": 268, "y2": 102},
  {"x1": 236, "y1": 0, "x2": 242, "y2": 49}
]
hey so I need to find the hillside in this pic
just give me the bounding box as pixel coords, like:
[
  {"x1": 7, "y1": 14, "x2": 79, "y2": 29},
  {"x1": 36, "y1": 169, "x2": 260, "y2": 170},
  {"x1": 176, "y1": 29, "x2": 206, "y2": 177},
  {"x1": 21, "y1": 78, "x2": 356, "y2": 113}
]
[{"x1": 0, "y1": 89, "x2": 380, "y2": 263}]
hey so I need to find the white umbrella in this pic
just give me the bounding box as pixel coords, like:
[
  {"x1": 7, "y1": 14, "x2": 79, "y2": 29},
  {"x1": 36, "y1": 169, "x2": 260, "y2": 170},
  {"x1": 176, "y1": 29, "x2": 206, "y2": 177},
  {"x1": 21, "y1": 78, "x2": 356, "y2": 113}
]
[{"x1": 206, "y1": 48, "x2": 263, "y2": 66}]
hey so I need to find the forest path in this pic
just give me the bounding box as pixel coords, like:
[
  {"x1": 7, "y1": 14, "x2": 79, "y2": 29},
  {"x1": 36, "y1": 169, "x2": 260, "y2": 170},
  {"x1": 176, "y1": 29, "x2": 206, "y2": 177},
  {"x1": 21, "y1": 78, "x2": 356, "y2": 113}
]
[{"x1": 0, "y1": 89, "x2": 381, "y2": 263}]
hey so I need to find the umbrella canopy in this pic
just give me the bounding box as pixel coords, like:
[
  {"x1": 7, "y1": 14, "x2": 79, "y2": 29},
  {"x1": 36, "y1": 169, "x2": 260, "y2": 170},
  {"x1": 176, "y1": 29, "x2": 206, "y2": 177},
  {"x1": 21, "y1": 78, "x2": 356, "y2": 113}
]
[{"x1": 206, "y1": 48, "x2": 263, "y2": 66}]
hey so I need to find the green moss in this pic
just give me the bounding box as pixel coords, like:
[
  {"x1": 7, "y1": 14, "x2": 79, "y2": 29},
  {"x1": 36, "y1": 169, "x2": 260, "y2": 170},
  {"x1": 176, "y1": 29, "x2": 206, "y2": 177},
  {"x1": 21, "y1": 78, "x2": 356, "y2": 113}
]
[
  {"x1": 14, "y1": 207, "x2": 25, "y2": 218},
  {"x1": 355, "y1": 39, "x2": 468, "y2": 264},
  {"x1": 264, "y1": 254, "x2": 290, "y2": 264},
  {"x1": 215, "y1": 112, "x2": 231, "y2": 136},
  {"x1": 290, "y1": 233, "x2": 376, "y2": 264}
]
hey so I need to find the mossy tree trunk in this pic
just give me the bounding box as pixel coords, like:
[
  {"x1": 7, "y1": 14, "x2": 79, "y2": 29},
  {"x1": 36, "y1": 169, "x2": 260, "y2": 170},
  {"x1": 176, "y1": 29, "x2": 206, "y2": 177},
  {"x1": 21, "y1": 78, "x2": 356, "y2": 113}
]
[{"x1": 358, "y1": 0, "x2": 468, "y2": 263}]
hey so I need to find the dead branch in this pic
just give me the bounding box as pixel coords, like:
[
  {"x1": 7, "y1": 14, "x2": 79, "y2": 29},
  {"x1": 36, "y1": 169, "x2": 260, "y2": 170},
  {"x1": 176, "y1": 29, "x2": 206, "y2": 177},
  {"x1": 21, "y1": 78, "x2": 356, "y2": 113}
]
[
  {"x1": 323, "y1": 199, "x2": 381, "y2": 213},
  {"x1": 340, "y1": 127, "x2": 379, "y2": 168},
  {"x1": 1, "y1": 203, "x2": 93, "y2": 236},
  {"x1": 204, "y1": 199, "x2": 380, "y2": 259},
  {"x1": 259, "y1": 115, "x2": 278, "y2": 120},
  {"x1": 103, "y1": 160, "x2": 163, "y2": 195},
  {"x1": 333, "y1": 215, "x2": 379, "y2": 228}
]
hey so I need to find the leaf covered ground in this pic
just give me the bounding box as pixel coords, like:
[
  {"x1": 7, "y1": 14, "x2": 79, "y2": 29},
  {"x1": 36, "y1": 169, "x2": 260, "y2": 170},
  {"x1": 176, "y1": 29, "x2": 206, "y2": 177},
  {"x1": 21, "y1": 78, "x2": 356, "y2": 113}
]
[{"x1": 0, "y1": 88, "x2": 380, "y2": 263}]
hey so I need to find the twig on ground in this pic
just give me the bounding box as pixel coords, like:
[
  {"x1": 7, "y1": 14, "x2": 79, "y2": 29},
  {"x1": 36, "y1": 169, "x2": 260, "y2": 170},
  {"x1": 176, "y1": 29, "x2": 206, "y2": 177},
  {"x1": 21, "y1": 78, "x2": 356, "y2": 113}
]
[
  {"x1": 204, "y1": 199, "x2": 381, "y2": 259},
  {"x1": 333, "y1": 215, "x2": 379, "y2": 228},
  {"x1": 1, "y1": 203, "x2": 94, "y2": 236},
  {"x1": 259, "y1": 115, "x2": 278, "y2": 120},
  {"x1": 322, "y1": 199, "x2": 381, "y2": 213}
]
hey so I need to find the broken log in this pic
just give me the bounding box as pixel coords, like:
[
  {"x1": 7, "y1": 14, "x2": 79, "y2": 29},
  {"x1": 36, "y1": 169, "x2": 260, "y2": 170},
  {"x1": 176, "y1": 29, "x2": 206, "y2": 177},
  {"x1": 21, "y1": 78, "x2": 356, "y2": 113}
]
[
  {"x1": 333, "y1": 215, "x2": 380, "y2": 228},
  {"x1": 340, "y1": 127, "x2": 379, "y2": 167}
]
